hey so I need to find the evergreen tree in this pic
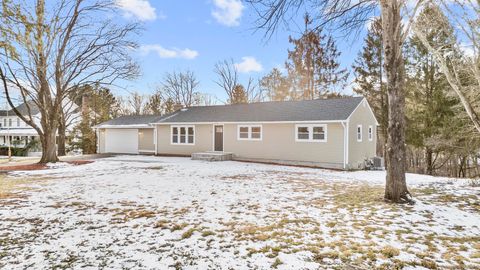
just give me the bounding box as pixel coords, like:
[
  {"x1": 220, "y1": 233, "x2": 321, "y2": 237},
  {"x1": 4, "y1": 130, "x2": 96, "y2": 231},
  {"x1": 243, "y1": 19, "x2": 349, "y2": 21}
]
[
  {"x1": 230, "y1": 84, "x2": 248, "y2": 104},
  {"x1": 260, "y1": 68, "x2": 291, "y2": 101},
  {"x1": 163, "y1": 98, "x2": 176, "y2": 114},
  {"x1": 352, "y1": 17, "x2": 388, "y2": 158},
  {"x1": 405, "y1": 5, "x2": 458, "y2": 175},
  {"x1": 145, "y1": 92, "x2": 163, "y2": 115},
  {"x1": 286, "y1": 13, "x2": 348, "y2": 100}
]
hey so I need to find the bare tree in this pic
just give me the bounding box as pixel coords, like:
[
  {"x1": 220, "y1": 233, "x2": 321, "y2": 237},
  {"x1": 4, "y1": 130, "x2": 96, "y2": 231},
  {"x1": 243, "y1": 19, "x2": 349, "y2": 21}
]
[
  {"x1": 159, "y1": 70, "x2": 200, "y2": 108},
  {"x1": 214, "y1": 59, "x2": 264, "y2": 104},
  {"x1": 128, "y1": 92, "x2": 147, "y2": 115},
  {"x1": 214, "y1": 59, "x2": 239, "y2": 101},
  {"x1": 412, "y1": 0, "x2": 480, "y2": 133},
  {"x1": 245, "y1": 0, "x2": 424, "y2": 203},
  {"x1": 0, "y1": 0, "x2": 140, "y2": 163}
]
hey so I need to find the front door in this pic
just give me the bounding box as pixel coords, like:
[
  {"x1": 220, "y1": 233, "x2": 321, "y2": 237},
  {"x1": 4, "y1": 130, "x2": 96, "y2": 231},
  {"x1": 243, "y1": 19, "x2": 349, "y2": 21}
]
[{"x1": 214, "y1": 125, "x2": 223, "y2": 151}]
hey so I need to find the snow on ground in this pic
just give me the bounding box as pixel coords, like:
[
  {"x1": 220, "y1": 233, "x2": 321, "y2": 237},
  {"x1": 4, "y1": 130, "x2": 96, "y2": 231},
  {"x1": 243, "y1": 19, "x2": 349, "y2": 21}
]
[{"x1": 0, "y1": 155, "x2": 479, "y2": 269}]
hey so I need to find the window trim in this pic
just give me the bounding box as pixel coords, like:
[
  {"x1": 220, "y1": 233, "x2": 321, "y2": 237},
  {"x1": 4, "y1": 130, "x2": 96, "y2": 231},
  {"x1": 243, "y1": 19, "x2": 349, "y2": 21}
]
[
  {"x1": 295, "y1": 124, "x2": 327, "y2": 143},
  {"x1": 357, "y1": 125, "x2": 362, "y2": 142},
  {"x1": 170, "y1": 125, "x2": 195, "y2": 145},
  {"x1": 368, "y1": 125, "x2": 373, "y2": 141},
  {"x1": 237, "y1": 125, "x2": 263, "y2": 141}
]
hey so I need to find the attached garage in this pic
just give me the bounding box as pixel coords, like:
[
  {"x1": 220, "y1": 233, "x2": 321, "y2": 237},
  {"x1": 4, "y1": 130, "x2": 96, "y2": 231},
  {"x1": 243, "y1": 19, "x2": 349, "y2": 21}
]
[
  {"x1": 105, "y1": 129, "x2": 138, "y2": 154},
  {"x1": 95, "y1": 115, "x2": 162, "y2": 155}
]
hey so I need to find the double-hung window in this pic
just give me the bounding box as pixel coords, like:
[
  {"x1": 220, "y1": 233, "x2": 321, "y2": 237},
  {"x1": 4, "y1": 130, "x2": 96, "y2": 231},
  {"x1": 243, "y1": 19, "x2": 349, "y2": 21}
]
[
  {"x1": 237, "y1": 125, "x2": 262, "y2": 140},
  {"x1": 368, "y1": 125, "x2": 373, "y2": 141},
  {"x1": 17, "y1": 118, "x2": 20, "y2": 127},
  {"x1": 295, "y1": 124, "x2": 327, "y2": 142},
  {"x1": 171, "y1": 126, "x2": 194, "y2": 145}
]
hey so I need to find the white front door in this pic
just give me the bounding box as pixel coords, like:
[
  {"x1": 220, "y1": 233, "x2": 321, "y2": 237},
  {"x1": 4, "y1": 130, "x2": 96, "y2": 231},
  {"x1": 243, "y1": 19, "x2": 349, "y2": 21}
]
[{"x1": 105, "y1": 129, "x2": 138, "y2": 154}]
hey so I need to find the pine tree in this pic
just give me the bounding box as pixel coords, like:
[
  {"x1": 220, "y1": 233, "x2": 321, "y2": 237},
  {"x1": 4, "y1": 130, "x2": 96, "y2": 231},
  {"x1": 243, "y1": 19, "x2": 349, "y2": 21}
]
[
  {"x1": 260, "y1": 68, "x2": 291, "y2": 101},
  {"x1": 230, "y1": 84, "x2": 248, "y2": 104},
  {"x1": 405, "y1": 5, "x2": 458, "y2": 175},
  {"x1": 163, "y1": 98, "x2": 176, "y2": 114},
  {"x1": 145, "y1": 92, "x2": 163, "y2": 115},
  {"x1": 352, "y1": 17, "x2": 388, "y2": 158},
  {"x1": 286, "y1": 13, "x2": 348, "y2": 100}
]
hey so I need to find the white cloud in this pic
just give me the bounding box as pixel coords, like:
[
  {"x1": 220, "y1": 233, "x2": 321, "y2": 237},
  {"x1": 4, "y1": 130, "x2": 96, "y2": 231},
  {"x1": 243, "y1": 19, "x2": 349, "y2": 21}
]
[
  {"x1": 140, "y1": 45, "x2": 199, "y2": 59},
  {"x1": 117, "y1": 0, "x2": 157, "y2": 21},
  {"x1": 234, "y1": 57, "x2": 263, "y2": 73},
  {"x1": 211, "y1": 0, "x2": 244, "y2": 27}
]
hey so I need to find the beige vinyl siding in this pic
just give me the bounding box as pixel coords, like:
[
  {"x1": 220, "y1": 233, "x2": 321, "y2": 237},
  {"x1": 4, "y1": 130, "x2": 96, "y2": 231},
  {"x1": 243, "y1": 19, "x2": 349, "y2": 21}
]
[
  {"x1": 138, "y1": 128, "x2": 154, "y2": 152},
  {"x1": 98, "y1": 128, "x2": 106, "y2": 153},
  {"x1": 348, "y1": 100, "x2": 377, "y2": 169},
  {"x1": 156, "y1": 124, "x2": 212, "y2": 155},
  {"x1": 223, "y1": 123, "x2": 344, "y2": 167}
]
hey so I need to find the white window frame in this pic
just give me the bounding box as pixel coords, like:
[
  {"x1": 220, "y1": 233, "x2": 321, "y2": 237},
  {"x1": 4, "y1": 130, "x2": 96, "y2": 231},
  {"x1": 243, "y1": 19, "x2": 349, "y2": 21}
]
[
  {"x1": 368, "y1": 125, "x2": 373, "y2": 141},
  {"x1": 16, "y1": 118, "x2": 20, "y2": 127},
  {"x1": 357, "y1": 125, "x2": 362, "y2": 142},
  {"x1": 295, "y1": 124, "x2": 327, "y2": 142},
  {"x1": 171, "y1": 125, "x2": 195, "y2": 145},
  {"x1": 237, "y1": 125, "x2": 262, "y2": 141}
]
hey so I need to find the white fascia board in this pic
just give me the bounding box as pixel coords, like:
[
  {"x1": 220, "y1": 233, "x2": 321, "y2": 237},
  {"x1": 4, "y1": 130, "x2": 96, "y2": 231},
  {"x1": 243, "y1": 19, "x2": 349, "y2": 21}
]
[
  {"x1": 151, "y1": 120, "x2": 346, "y2": 125},
  {"x1": 93, "y1": 125, "x2": 154, "y2": 129},
  {"x1": 346, "y1": 97, "x2": 380, "y2": 125}
]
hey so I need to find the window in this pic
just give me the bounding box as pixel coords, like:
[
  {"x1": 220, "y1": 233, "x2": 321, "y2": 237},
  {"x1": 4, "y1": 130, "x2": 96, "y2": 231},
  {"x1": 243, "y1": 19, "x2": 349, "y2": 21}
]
[
  {"x1": 357, "y1": 125, "x2": 362, "y2": 142},
  {"x1": 17, "y1": 118, "x2": 20, "y2": 127},
  {"x1": 237, "y1": 125, "x2": 262, "y2": 140},
  {"x1": 313, "y1": 126, "x2": 325, "y2": 141},
  {"x1": 296, "y1": 124, "x2": 327, "y2": 142},
  {"x1": 239, "y1": 126, "x2": 249, "y2": 139},
  {"x1": 297, "y1": 127, "x2": 309, "y2": 140},
  {"x1": 8, "y1": 119, "x2": 12, "y2": 127},
  {"x1": 368, "y1": 126, "x2": 373, "y2": 141},
  {"x1": 171, "y1": 126, "x2": 194, "y2": 145},
  {"x1": 3, "y1": 119, "x2": 5, "y2": 127}
]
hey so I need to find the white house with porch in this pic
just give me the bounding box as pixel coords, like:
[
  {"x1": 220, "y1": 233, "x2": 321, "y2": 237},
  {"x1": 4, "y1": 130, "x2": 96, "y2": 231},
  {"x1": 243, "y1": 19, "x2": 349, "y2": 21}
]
[{"x1": 0, "y1": 102, "x2": 41, "y2": 149}]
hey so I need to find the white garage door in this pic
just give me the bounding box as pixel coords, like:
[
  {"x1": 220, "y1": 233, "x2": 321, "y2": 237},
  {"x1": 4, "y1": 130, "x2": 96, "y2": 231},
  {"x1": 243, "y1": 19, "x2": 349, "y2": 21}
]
[{"x1": 105, "y1": 129, "x2": 138, "y2": 154}]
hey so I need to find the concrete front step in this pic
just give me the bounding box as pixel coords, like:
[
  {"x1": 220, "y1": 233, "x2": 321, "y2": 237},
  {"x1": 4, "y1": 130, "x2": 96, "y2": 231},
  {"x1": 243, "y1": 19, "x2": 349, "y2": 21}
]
[{"x1": 191, "y1": 152, "x2": 233, "y2": 162}]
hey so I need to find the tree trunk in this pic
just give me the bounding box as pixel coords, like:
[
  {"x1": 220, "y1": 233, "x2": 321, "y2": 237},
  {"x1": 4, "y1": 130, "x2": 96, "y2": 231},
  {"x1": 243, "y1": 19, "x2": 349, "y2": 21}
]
[
  {"x1": 425, "y1": 147, "x2": 433, "y2": 175},
  {"x1": 381, "y1": 0, "x2": 413, "y2": 204},
  {"x1": 40, "y1": 131, "x2": 59, "y2": 163},
  {"x1": 57, "y1": 119, "x2": 66, "y2": 156}
]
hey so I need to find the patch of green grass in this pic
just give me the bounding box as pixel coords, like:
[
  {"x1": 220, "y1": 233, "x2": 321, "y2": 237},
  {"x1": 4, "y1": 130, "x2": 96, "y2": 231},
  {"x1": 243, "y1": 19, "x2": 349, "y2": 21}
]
[
  {"x1": 181, "y1": 228, "x2": 196, "y2": 239},
  {"x1": 271, "y1": 258, "x2": 283, "y2": 268},
  {"x1": 201, "y1": 230, "x2": 215, "y2": 237}
]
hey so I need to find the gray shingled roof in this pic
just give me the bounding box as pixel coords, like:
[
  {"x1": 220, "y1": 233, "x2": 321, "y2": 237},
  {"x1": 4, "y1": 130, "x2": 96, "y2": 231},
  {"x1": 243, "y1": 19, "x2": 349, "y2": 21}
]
[
  {"x1": 155, "y1": 97, "x2": 364, "y2": 123},
  {"x1": 96, "y1": 115, "x2": 164, "y2": 127},
  {"x1": 0, "y1": 101, "x2": 40, "y2": 116}
]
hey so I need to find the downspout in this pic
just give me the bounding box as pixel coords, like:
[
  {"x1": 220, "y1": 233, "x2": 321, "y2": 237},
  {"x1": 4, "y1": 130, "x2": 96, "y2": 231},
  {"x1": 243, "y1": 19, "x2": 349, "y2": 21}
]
[{"x1": 95, "y1": 128, "x2": 99, "y2": 153}]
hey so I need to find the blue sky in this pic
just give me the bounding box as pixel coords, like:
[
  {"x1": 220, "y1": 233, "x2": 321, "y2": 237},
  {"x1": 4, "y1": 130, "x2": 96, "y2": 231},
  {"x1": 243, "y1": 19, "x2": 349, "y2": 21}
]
[{"x1": 117, "y1": 0, "x2": 366, "y2": 102}]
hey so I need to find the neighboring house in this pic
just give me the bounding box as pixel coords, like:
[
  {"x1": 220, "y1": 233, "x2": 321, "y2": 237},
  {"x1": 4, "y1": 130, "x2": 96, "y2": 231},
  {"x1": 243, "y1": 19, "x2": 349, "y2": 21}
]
[
  {"x1": 95, "y1": 97, "x2": 378, "y2": 169},
  {"x1": 0, "y1": 102, "x2": 42, "y2": 149},
  {"x1": 0, "y1": 101, "x2": 81, "y2": 155}
]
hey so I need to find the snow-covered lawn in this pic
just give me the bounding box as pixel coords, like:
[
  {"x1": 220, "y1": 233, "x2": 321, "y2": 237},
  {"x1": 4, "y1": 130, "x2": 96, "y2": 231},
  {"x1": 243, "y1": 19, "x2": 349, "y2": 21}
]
[{"x1": 0, "y1": 155, "x2": 479, "y2": 269}]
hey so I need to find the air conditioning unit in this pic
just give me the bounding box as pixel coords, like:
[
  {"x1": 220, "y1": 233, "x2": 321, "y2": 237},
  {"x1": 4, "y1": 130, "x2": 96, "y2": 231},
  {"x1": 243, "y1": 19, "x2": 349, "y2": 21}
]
[{"x1": 371, "y1": 157, "x2": 384, "y2": 170}]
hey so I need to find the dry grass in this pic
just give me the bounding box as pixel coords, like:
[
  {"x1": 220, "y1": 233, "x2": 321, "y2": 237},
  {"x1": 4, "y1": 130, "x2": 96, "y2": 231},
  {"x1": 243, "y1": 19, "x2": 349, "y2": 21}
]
[{"x1": 0, "y1": 175, "x2": 47, "y2": 201}]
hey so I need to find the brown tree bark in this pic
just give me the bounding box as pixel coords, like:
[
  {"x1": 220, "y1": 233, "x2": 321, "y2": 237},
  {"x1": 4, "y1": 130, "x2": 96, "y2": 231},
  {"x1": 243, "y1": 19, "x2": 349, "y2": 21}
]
[
  {"x1": 380, "y1": 0, "x2": 413, "y2": 204},
  {"x1": 425, "y1": 147, "x2": 433, "y2": 175},
  {"x1": 39, "y1": 127, "x2": 59, "y2": 163},
  {"x1": 57, "y1": 112, "x2": 66, "y2": 156}
]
